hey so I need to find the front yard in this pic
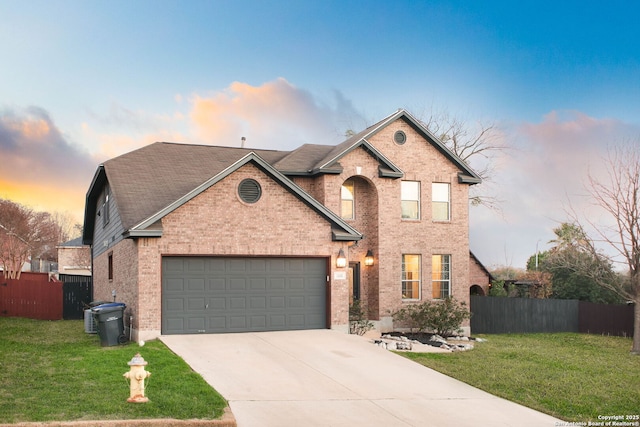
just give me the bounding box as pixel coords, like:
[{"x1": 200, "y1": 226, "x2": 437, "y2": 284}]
[
  {"x1": 400, "y1": 333, "x2": 640, "y2": 423},
  {"x1": 0, "y1": 317, "x2": 227, "y2": 424}
]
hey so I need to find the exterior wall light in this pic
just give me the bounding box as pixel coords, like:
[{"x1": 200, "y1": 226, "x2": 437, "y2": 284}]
[
  {"x1": 336, "y1": 249, "x2": 347, "y2": 268},
  {"x1": 364, "y1": 250, "x2": 374, "y2": 266}
]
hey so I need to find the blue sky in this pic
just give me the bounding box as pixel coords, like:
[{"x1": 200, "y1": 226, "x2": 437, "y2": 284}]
[{"x1": 1, "y1": 0, "x2": 639, "y2": 270}]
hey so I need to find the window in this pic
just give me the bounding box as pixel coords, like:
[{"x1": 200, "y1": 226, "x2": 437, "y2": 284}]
[
  {"x1": 432, "y1": 182, "x2": 450, "y2": 221},
  {"x1": 341, "y1": 179, "x2": 355, "y2": 219},
  {"x1": 102, "y1": 185, "x2": 110, "y2": 227},
  {"x1": 401, "y1": 181, "x2": 420, "y2": 219},
  {"x1": 402, "y1": 254, "x2": 421, "y2": 300},
  {"x1": 108, "y1": 252, "x2": 113, "y2": 281},
  {"x1": 432, "y1": 254, "x2": 451, "y2": 299}
]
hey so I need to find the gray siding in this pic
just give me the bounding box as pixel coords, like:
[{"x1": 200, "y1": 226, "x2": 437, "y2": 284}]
[{"x1": 92, "y1": 182, "x2": 126, "y2": 258}]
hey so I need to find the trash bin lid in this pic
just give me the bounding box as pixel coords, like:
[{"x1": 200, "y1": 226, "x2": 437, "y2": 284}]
[{"x1": 91, "y1": 302, "x2": 126, "y2": 313}]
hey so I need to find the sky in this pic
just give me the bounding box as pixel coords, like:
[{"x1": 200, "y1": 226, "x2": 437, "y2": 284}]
[{"x1": 1, "y1": 0, "x2": 639, "y2": 270}]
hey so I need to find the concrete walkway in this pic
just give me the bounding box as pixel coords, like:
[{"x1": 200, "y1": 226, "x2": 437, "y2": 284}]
[{"x1": 161, "y1": 330, "x2": 562, "y2": 427}]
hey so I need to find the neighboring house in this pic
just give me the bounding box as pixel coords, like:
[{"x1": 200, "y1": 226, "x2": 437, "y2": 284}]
[
  {"x1": 83, "y1": 109, "x2": 481, "y2": 341},
  {"x1": 56, "y1": 237, "x2": 92, "y2": 276},
  {"x1": 469, "y1": 252, "x2": 494, "y2": 296}
]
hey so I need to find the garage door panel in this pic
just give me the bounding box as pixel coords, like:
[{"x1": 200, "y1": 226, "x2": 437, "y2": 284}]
[
  {"x1": 162, "y1": 257, "x2": 326, "y2": 334},
  {"x1": 187, "y1": 278, "x2": 205, "y2": 291},
  {"x1": 230, "y1": 278, "x2": 247, "y2": 290},
  {"x1": 209, "y1": 278, "x2": 226, "y2": 291},
  {"x1": 187, "y1": 298, "x2": 205, "y2": 310},
  {"x1": 250, "y1": 278, "x2": 266, "y2": 290},
  {"x1": 166, "y1": 278, "x2": 184, "y2": 292},
  {"x1": 165, "y1": 298, "x2": 184, "y2": 312}
]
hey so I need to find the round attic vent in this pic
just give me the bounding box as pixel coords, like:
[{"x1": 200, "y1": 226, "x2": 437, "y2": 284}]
[
  {"x1": 394, "y1": 130, "x2": 407, "y2": 145},
  {"x1": 238, "y1": 179, "x2": 262, "y2": 203}
]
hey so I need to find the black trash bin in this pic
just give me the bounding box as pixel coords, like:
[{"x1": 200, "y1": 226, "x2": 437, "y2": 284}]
[{"x1": 91, "y1": 303, "x2": 127, "y2": 346}]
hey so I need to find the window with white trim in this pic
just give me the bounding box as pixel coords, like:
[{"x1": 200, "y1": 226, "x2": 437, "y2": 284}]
[
  {"x1": 402, "y1": 254, "x2": 421, "y2": 300},
  {"x1": 341, "y1": 179, "x2": 355, "y2": 219},
  {"x1": 432, "y1": 254, "x2": 451, "y2": 299},
  {"x1": 401, "y1": 181, "x2": 420, "y2": 219},
  {"x1": 432, "y1": 182, "x2": 450, "y2": 221}
]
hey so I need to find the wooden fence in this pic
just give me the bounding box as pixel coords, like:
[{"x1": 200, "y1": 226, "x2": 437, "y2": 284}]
[
  {"x1": 579, "y1": 301, "x2": 634, "y2": 337},
  {"x1": 0, "y1": 272, "x2": 63, "y2": 320},
  {"x1": 470, "y1": 296, "x2": 635, "y2": 336}
]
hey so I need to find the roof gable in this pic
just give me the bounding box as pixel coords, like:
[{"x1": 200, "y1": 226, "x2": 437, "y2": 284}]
[
  {"x1": 126, "y1": 151, "x2": 362, "y2": 241},
  {"x1": 337, "y1": 109, "x2": 482, "y2": 184}
]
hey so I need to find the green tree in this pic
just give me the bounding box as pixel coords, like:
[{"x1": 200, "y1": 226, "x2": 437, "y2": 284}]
[{"x1": 527, "y1": 224, "x2": 622, "y2": 304}]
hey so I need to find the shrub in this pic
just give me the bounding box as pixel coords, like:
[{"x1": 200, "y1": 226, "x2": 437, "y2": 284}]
[
  {"x1": 349, "y1": 300, "x2": 374, "y2": 336},
  {"x1": 392, "y1": 298, "x2": 471, "y2": 336}
]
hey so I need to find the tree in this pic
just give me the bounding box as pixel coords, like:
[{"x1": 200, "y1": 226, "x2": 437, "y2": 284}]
[
  {"x1": 526, "y1": 226, "x2": 622, "y2": 304},
  {"x1": 0, "y1": 199, "x2": 61, "y2": 279},
  {"x1": 417, "y1": 108, "x2": 506, "y2": 211},
  {"x1": 563, "y1": 143, "x2": 640, "y2": 354}
]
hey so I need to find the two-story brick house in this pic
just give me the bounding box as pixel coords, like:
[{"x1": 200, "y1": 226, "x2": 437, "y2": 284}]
[{"x1": 83, "y1": 109, "x2": 481, "y2": 341}]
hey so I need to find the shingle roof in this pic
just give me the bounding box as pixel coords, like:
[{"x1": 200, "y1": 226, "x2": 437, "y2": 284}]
[{"x1": 104, "y1": 142, "x2": 288, "y2": 231}]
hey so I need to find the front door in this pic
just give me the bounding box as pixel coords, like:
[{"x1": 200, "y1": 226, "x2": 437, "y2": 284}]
[{"x1": 348, "y1": 262, "x2": 361, "y2": 304}]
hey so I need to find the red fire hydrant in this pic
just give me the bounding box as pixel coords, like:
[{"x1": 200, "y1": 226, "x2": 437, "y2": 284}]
[{"x1": 123, "y1": 353, "x2": 151, "y2": 403}]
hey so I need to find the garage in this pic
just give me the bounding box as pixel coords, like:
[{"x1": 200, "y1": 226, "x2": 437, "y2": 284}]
[{"x1": 162, "y1": 257, "x2": 328, "y2": 334}]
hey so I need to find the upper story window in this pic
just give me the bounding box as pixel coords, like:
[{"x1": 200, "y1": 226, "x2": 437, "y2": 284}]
[
  {"x1": 402, "y1": 254, "x2": 421, "y2": 300},
  {"x1": 432, "y1": 182, "x2": 450, "y2": 221},
  {"x1": 341, "y1": 179, "x2": 355, "y2": 219},
  {"x1": 102, "y1": 185, "x2": 110, "y2": 227},
  {"x1": 401, "y1": 181, "x2": 420, "y2": 220},
  {"x1": 432, "y1": 254, "x2": 451, "y2": 299}
]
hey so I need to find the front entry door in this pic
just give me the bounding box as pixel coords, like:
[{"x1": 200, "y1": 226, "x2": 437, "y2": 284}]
[{"x1": 348, "y1": 262, "x2": 361, "y2": 304}]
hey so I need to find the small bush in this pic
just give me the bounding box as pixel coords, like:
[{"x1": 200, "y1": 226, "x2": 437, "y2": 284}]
[
  {"x1": 349, "y1": 300, "x2": 374, "y2": 336},
  {"x1": 392, "y1": 298, "x2": 471, "y2": 336}
]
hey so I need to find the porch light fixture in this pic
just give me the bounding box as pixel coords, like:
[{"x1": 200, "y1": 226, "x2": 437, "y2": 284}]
[
  {"x1": 336, "y1": 249, "x2": 347, "y2": 268},
  {"x1": 364, "y1": 250, "x2": 374, "y2": 266}
]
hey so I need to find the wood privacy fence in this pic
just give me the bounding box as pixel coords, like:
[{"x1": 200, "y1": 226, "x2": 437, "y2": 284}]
[
  {"x1": 470, "y1": 296, "x2": 634, "y2": 336},
  {"x1": 0, "y1": 272, "x2": 63, "y2": 320}
]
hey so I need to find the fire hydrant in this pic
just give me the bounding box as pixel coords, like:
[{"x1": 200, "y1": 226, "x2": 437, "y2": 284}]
[{"x1": 123, "y1": 353, "x2": 151, "y2": 403}]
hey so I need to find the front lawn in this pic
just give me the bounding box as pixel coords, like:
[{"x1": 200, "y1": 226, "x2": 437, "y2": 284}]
[
  {"x1": 0, "y1": 317, "x2": 227, "y2": 423},
  {"x1": 401, "y1": 333, "x2": 640, "y2": 422}
]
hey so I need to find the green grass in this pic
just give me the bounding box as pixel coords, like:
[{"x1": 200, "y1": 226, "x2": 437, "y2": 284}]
[
  {"x1": 400, "y1": 333, "x2": 640, "y2": 422},
  {"x1": 0, "y1": 317, "x2": 227, "y2": 423}
]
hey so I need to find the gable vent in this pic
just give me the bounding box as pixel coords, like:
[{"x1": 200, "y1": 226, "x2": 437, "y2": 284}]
[
  {"x1": 238, "y1": 179, "x2": 262, "y2": 203},
  {"x1": 394, "y1": 130, "x2": 407, "y2": 145}
]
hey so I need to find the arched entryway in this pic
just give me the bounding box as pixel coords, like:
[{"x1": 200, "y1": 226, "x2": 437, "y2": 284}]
[
  {"x1": 341, "y1": 175, "x2": 379, "y2": 319},
  {"x1": 470, "y1": 284, "x2": 485, "y2": 296}
]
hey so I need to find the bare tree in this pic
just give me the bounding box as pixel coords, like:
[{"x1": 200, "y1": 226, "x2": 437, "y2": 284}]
[
  {"x1": 565, "y1": 143, "x2": 640, "y2": 354},
  {"x1": 0, "y1": 199, "x2": 60, "y2": 279},
  {"x1": 416, "y1": 108, "x2": 506, "y2": 211}
]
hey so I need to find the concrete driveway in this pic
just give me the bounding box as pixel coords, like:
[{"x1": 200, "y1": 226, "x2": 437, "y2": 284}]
[{"x1": 161, "y1": 330, "x2": 562, "y2": 427}]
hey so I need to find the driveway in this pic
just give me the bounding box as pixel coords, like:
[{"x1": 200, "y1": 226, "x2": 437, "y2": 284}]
[{"x1": 161, "y1": 330, "x2": 562, "y2": 427}]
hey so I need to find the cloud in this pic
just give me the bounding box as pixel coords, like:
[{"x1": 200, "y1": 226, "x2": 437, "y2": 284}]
[
  {"x1": 189, "y1": 78, "x2": 366, "y2": 149},
  {"x1": 470, "y1": 110, "x2": 640, "y2": 269},
  {"x1": 0, "y1": 106, "x2": 97, "y2": 219}
]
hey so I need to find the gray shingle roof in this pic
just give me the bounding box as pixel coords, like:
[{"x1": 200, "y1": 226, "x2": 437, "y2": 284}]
[{"x1": 104, "y1": 142, "x2": 288, "y2": 231}]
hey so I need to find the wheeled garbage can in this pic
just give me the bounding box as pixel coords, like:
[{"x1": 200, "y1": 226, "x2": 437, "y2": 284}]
[{"x1": 91, "y1": 302, "x2": 127, "y2": 346}]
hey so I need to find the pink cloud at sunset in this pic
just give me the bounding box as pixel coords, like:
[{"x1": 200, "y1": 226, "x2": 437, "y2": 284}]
[
  {"x1": 0, "y1": 106, "x2": 97, "y2": 221},
  {"x1": 470, "y1": 110, "x2": 640, "y2": 267},
  {"x1": 189, "y1": 78, "x2": 364, "y2": 149}
]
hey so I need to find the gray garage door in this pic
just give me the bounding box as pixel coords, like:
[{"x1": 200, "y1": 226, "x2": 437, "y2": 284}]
[{"x1": 162, "y1": 257, "x2": 327, "y2": 334}]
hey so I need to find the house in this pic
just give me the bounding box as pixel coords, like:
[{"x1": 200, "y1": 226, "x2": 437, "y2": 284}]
[
  {"x1": 82, "y1": 109, "x2": 481, "y2": 341},
  {"x1": 469, "y1": 252, "x2": 494, "y2": 296},
  {"x1": 56, "y1": 237, "x2": 91, "y2": 276}
]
